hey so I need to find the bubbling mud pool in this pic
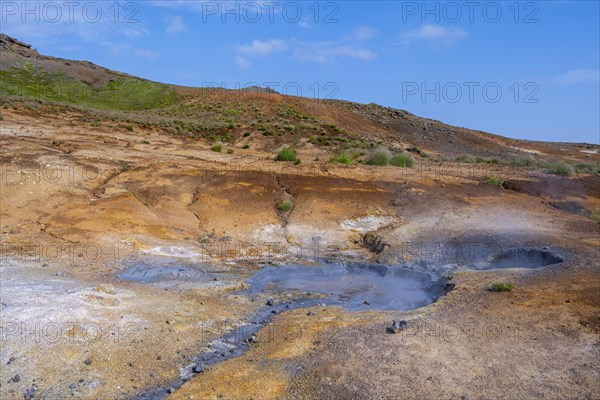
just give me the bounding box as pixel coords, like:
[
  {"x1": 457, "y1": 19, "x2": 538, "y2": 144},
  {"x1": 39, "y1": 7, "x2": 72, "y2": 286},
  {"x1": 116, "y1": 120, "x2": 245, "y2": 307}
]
[
  {"x1": 246, "y1": 263, "x2": 445, "y2": 311},
  {"x1": 124, "y1": 247, "x2": 564, "y2": 400}
]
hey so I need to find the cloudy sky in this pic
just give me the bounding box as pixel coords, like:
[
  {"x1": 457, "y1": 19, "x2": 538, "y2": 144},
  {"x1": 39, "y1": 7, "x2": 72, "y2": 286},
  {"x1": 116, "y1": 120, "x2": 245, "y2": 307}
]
[{"x1": 1, "y1": 0, "x2": 598, "y2": 143}]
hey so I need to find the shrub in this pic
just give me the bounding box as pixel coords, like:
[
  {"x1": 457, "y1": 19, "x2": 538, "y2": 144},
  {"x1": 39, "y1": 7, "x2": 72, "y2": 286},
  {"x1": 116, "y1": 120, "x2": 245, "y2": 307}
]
[
  {"x1": 276, "y1": 147, "x2": 298, "y2": 162},
  {"x1": 211, "y1": 142, "x2": 222, "y2": 152},
  {"x1": 488, "y1": 282, "x2": 515, "y2": 292},
  {"x1": 278, "y1": 200, "x2": 294, "y2": 212},
  {"x1": 485, "y1": 176, "x2": 505, "y2": 186},
  {"x1": 143, "y1": 140, "x2": 150, "y2": 145},
  {"x1": 243, "y1": 132, "x2": 251, "y2": 137},
  {"x1": 512, "y1": 156, "x2": 536, "y2": 168},
  {"x1": 126, "y1": 125, "x2": 134, "y2": 131},
  {"x1": 242, "y1": 144, "x2": 250, "y2": 149},
  {"x1": 294, "y1": 159, "x2": 301, "y2": 165},
  {"x1": 331, "y1": 152, "x2": 353, "y2": 165},
  {"x1": 456, "y1": 155, "x2": 475, "y2": 163},
  {"x1": 574, "y1": 162, "x2": 600, "y2": 174},
  {"x1": 366, "y1": 148, "x2": 390, "y2": 166},
  {"x1": 390, "y1": 154, "x2": 414, "y2": 168},
  {"x1": 227, "y1": 149, "x2": 234, "y2": 154},
  {"x1": 407, "y1": 146, "x2": 428, "y2": 157},
  {"x1": 545, "y1": 162, "x2": 574, "y2": 176}
]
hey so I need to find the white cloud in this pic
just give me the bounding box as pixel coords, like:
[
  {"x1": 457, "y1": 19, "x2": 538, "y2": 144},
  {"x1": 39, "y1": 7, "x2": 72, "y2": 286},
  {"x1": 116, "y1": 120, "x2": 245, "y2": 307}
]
[
  {"x1": 237, "y1": 39, "x2": 288, "y2": 57},
  {"x1": 556, "y1": 69, "x2": 600, "y2": 85},
  {"x1": 293, "y1": 43, "x2": 375, "y2": 63},
  {"x1": 166, "y1": 16, "x2": 187, "y2": 35},
  {"x1": 134, "y1": 49, "x2": 160, "y2": 59},
  {"x1": 235, "y1": 39, "x2": 288, "y2": 67},
  {"x1": 400, "y1": 24, "x2": 467, "y2": 46},
  {"x1": 351, "y1": 26, "x2": 378, "y2": 41},
  {"x1": 236, "y1": 56, "x2": 251, "y2": 69}
]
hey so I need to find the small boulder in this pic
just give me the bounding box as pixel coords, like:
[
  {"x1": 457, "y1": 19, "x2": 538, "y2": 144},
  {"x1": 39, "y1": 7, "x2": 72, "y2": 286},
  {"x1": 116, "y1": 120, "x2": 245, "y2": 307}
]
[
  {"x1": 192, "y1": 363, "x2": 205, "y2": 374},
  {"x1": 24, "y1": 385, "x2": 37, "y2": 400},
  {"x1": 387, "y1": 320, "x2": 407, "y2": 334},
  {"x1": 96, "y1": 284, "x2": 116, "y2": 295}
]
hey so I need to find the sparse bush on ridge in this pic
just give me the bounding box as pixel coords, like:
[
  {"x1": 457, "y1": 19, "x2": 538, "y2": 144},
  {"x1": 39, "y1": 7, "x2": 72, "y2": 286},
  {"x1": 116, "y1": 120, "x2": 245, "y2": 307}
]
[
  {"x1": 390, "y1": 154, "x2": 414, "y2": 168},
  {"x1": 276, "y1": 147, "x2": 298, "y2": 162},
  {"x1": 544, "y1": 161, "x2": 574, "y2": 176},
  {"x1": 407, "y1": 146, "x2": 428, "y2": 157},
  {"x1": 512, "y1": 156, "x2": 536, "y2": 168},
  {"x1": 485, "y1": 176, "x2": 505, "y2": 186},
  {"x1": 366, "y1": 147, "x2": 390, "y2": 166},
  {"x1": 574, "y1": 162, "x2": 600, "y2": 174},
  {"x1": 331, "y1": 151, "x2": 354, "y2": 165},
  {"x1": 211, "y1": 142, "x2": 222, "y2": 152}
]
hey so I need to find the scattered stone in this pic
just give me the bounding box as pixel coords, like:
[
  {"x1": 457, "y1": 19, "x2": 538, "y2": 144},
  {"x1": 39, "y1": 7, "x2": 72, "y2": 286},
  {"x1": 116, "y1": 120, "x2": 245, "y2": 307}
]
[
  {"x1": 78, "y1": 379, "x2": 84, "y2": 383},
  {"x1": 156, "y1": 356, "x2": 162, "y2": 360},
  {"x1": 265, "y1": 299, "x2": 274, "y2": 306},
  {"x1": 271, "y1": 310, "x2": 277, "y2": 314},
  {"x1": 96, "y1": 284, "x2": 116, "y2": 295},
  {"x1": 248, "y1": 334, "x2": 258, "y2": 343},
  {"x1": 24, "y1": 385, "x2": 37, "y2": 400},
  {"x1": 7, "y1": 356, "x2": 15, "y2": 365},
  {"x1": 84, "y1": 357, "x2": 92, "y2": 366},
  {"x1": 192, "y1": 363, "x2": 205, "y2": 374},
  {"x1": 167, "y1": 388, "x2": 175, "y2": 394},
  {"x1": 306, "y1": 311, "x2": 315, "y2": 316},
  {"x1": 12, "y1": 374, "x2": 20, "y2": 383},
  {"x1": 69, "y1": 383, "x2": 77, "y2": 389},
  {"x1": 363, "y1": 300, "x2": 370, "y2": 305},
  {"x1": 387, "y1": 320, "x2": 407, "y2": 334}
]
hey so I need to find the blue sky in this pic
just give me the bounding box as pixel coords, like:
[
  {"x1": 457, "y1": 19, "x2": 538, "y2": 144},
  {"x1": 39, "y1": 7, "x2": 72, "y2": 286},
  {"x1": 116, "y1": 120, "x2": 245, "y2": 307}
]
[{"x1": 1, "y1": 0, "x2": 599, "y2": 143}]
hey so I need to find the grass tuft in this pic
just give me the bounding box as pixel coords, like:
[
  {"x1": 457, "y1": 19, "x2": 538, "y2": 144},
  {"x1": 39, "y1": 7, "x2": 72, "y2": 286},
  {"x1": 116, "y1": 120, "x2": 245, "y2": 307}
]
[
  {"x1": 278, "y1": 200, "x2": 294, "y2": 212},
  {"x1": 488, "y1": 282, "x2": 515, "y2": 292}
]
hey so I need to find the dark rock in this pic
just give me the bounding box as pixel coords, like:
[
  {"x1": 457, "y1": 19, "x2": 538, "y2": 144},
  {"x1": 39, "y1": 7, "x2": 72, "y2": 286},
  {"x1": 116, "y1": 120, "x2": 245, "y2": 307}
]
[
  {"x1": 69, "y1": 383, "x2": 77, "y2": 389},
  {"x1": 387, "y1": 320, "x2": 407, "y2": 334},
  {"x1": 12, "y1": 374, "x2": 20, "y2": 383},
  {"x1": 7, "y1": 356, "x2": 15, "y2": 365},
  {"x1": 443, "y1": 283, "x2": 456, "y2": 295},
  {"x1": 361, "y1": 232, "x2": 390, "y2": 254},
  {"x1": 83, "y1": 357, "x2": 92, "y2": 365},
  {"x1": 363, "y1": 300, "x2": 370, "y2": 305},
  {"x1": 248, "y1": 334, "x2": 258, "y2": 343},
  {"x1": 192, "y1": 363, "x2": 205, "y2": 374},
  {"x1": 265, "y1": 299, "x2": 274, "y2": 306},
  {"x1": 24, "y1": 385, "x2": 37, "y2": 400}
]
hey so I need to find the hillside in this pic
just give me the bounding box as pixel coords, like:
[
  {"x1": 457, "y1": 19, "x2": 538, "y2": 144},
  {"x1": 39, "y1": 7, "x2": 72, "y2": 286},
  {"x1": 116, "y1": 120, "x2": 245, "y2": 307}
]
[{"x1": 2, "y1": 34, "x2": 596, "y2": 162}]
